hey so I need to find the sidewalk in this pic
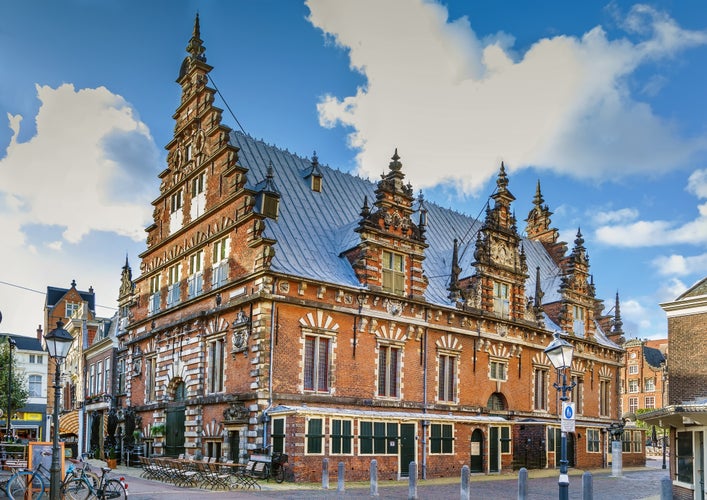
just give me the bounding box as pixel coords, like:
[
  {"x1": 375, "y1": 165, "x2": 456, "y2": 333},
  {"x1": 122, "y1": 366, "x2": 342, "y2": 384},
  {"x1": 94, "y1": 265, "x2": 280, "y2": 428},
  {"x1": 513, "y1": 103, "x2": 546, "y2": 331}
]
[{"x1": 96, "y1": 456, "x2": 671, "y2": 499}]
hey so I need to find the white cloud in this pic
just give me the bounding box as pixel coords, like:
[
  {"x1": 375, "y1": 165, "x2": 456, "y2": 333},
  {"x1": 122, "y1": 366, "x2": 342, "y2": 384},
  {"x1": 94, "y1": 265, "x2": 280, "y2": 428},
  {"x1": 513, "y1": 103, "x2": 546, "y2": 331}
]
[
  {"x1": 0, "y1": 84, "x2": 158, "y2": 244},
  {"x1": 656, "y1": 277, "x2": 688, "y2": 303},
  {"x1": 595, "y1": 170, "x2": 707, "y2": 247},
  {"x1": 652, "y1": 253, "x2": 707, "y2": 276},
  {"x1": 306, "y1": 0, "x2": 707, "y2": 194},
  {"x1": 592, "y1": 207, "x2": 639, "y2": 225}
]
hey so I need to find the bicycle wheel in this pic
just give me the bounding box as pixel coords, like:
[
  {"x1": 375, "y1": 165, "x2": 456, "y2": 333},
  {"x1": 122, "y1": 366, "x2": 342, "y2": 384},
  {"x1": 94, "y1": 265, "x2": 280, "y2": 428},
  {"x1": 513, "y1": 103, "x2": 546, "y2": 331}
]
[
  {"x1": 274, "y1": 464, "x2": 285, "y2": 483},
  {"x1": 6, "y1": 471, "x2": 44, "y2": 500},
  {"x1": 102, "y1": 479, "x2": 127, "y2": 500},
  {"x1": 61, "y1": 478, "x2": 92, "y2": 500}
]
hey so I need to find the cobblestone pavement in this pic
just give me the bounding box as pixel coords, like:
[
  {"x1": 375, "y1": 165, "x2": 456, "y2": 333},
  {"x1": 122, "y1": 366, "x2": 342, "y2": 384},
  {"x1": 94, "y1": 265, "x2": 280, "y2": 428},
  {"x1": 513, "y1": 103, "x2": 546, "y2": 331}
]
[{"x1": 109, "y1": 456, "x2": 671, "y2": 499}]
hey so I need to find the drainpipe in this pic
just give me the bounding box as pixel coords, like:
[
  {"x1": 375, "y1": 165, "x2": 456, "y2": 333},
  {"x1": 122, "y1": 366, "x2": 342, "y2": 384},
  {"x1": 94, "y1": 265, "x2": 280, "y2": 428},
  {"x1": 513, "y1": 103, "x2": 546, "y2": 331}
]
[
  {"x1": 262, "y1": 282, "x2": 277, "y2": 450},
  {"x1": 421, "y1": 307, "x2": 429, "y2": 480}
]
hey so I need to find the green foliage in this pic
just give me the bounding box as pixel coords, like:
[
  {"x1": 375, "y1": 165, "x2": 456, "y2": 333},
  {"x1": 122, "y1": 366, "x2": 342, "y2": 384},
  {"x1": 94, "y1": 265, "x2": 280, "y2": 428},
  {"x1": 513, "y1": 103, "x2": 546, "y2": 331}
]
[
  {"x1": 635, "y1": 408, "x2": 667, "y2": 434},
  {"x1": 150, "y1": 423, "x2": 165, "y2": 436},
  {"x1": 0, "y1": 340, "x2": 29, "y2": 416}
]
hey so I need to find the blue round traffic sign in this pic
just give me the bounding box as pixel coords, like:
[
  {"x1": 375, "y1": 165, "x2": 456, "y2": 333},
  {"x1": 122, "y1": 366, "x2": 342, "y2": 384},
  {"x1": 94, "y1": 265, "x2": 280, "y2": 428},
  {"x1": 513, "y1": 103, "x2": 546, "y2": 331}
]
[{"x1": 564, "y1": 405, "x2": 574, "y2": 419}]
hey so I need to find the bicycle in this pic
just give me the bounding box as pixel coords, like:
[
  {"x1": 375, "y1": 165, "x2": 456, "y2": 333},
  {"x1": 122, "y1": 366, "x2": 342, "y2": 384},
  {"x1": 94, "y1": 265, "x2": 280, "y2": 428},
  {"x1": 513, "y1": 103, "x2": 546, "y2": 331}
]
[
  {"x1": 62, "y1": 465, "x2": 128, "y2": 500},
  {"x1": 5, "y1": 462, "x2": 49, "y2": 500},
  {"x1": 269, "y1": 451, "x2": 288, "y2": 483}
]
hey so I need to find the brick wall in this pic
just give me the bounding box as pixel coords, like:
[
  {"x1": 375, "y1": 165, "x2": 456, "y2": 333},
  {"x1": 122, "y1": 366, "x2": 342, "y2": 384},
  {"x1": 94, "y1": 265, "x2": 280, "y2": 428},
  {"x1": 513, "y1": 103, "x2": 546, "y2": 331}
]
[{"x1": 668, "y1": 314, "x2": 707, "y2": 405}]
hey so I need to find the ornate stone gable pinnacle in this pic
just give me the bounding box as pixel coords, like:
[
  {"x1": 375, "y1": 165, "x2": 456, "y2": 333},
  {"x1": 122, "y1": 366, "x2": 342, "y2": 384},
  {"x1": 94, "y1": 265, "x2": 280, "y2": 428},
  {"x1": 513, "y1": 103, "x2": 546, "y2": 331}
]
[
  {"x1": 186, "y1": 13, "x2": 207, "y2": 62},
  {"x1": 448, "y1": 238, "x2": 462, "y2": 301},
  {"x1": 119, "y1": 255, "x2": 134, "y2": 300}
]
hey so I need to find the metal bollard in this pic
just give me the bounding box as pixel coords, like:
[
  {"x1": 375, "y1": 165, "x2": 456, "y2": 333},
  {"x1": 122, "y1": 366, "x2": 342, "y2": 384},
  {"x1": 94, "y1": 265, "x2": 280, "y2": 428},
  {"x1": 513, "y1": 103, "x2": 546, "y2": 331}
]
[
  {"x1": 582, "y1": 471, "x2": 593, "y2": 500},
  {"x1": 322, "y1": 457, "x2": 329, "y2": 489},
  {"x1": 660, "y1": 476, "x2": 671, "y2": 500},
  {"x1": 517, "y1": 467, "x2": 527, "y2": 500},
  {"x1": 370, "y1": 459, "x2": 379, "y2": 497},
  {"x1": 460, "y1": 465, "x2": 470, "y2": 500},
  {"x1": 408, "y1": 462, "x2": 418, "y2": 500},
  {"x1": 337, "y1": 461, "x2": 345, "y2": 493}
]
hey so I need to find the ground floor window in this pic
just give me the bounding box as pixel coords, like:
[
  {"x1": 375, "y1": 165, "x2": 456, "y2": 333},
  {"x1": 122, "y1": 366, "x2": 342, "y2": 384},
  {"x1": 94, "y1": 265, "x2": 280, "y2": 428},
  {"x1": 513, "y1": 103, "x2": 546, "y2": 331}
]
[
  {"x1": 676, "y1": 431, "x2": 694, "y2": 484},
  {"x1": 205, "y1": 440, "x2": 222, "y2": 460},
  {"x1": 306, "y1": 418, "x2": 324, "y2": 454},
  {"x1": 360, "y1": 421, "x2": 398, "y2": 455},
  {"x1": 271, "y1": 417, "x2": 286, "y2": 454},
  {"x1": 330, "y1": 419, "x2": 353, "y2": 455},
  {"x1": 587, "y1": 428, "x2": 600, "y2": 453},
  {"x1": 430, "y1": 424, "x2": 453, "y2": 454},
  {"x1": 500, "y1": 426, "x2": 511, "y2": 454}
]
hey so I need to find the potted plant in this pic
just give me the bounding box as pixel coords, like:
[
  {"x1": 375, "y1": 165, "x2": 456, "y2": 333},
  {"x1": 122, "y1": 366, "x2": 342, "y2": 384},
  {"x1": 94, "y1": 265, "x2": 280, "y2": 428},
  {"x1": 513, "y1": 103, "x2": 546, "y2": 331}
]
[
  {"x1": 150, "y1": 423, "x2": 165, "y2": 437},
  {"x1": 106, "y1": 446, "x2": 118, "y2": 469}
]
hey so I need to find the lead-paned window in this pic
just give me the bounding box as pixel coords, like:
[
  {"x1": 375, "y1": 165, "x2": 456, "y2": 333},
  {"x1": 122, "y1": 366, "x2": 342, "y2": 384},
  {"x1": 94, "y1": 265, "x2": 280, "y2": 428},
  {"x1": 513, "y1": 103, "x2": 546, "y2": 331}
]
[
  {"x1": 438, "y1": 353, "x2": 457, "y2": 403},
  {"x1": 489, "y1": 360, "x2": 507, "y2": 381},
  {"x1": 573, "y1": 305, "x2": 585, "y2": 336},
  {"x1": 359, "y1": 421, "x2": 398, "y2": 455},
  {"x1": 378, "y1": 344, "x2": 401, "y2": 398},
  {"x1": 571, "y1": 375, "x2": 583, "y2": 414},
  {"x1": 381, "y1": 251, "x2": 405, "y2": 295},
  {"x1": 304, "y1": 335, "x2": 330, "y2": 393},
  {"x1": 330, "y1": 419, "x2": 353, "y2": 455},
  {"x1": 534, "y1": 368, "x2": 548, "y2": 410},
  {"x1": 493, "y1": 281, "x2": 510, "y2": 318},
  {"x1": 600, "y1": 379, "x2": 610, "y2": 417},
  {"x1": 208, "y1": 338, "x2": 225, "y2": 393},
  {"x1": 587, "y1": 429, "x2": 600, "y2": 452}
]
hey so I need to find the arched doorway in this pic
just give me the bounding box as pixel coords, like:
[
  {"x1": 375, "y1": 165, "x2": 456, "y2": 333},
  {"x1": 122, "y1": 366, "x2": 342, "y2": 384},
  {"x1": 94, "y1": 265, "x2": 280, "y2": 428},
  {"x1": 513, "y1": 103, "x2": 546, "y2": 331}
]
[{"x1": 470, "y1": 429, "x2": 484, "y2": 472}]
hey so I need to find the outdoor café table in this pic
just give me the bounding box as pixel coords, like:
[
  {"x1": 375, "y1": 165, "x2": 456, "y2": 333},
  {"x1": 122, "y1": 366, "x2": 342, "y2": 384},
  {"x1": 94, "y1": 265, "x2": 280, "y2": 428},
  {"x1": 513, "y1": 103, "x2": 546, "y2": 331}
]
[{"x1": 218, "y1": 462, "x2": 259, "y2": 490}]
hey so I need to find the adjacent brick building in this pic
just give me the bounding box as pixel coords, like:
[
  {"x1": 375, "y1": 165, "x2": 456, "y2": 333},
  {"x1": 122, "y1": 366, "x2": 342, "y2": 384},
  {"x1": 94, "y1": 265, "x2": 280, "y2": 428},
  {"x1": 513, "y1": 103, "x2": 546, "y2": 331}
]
[
  {"x1": 644, "y1": 278, "x2": 707, "y2": 499},
  {"x1": 112, "y1": 16, "x2": 637, "y2": 481},
  {"x1": 620, "y1": 337, "x2": 667, "y2": 417}
]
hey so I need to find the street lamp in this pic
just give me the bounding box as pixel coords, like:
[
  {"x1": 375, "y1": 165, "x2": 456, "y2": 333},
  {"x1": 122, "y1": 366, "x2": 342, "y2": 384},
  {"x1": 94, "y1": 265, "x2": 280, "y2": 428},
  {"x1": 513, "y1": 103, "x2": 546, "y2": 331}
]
[
  {"x1": 6, "y1": 337, "x2": 16, "y2": 441},
  {"x1": 544, "y1": 332, "x2": 576, "y2": 500},
  {"x1": 44, "y1": 320, "x2": 74, "y2": 500}
]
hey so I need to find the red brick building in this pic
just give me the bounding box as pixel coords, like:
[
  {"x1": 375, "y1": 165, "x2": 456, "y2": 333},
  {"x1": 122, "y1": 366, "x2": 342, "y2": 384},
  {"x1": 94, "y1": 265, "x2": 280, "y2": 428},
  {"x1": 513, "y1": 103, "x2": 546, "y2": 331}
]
[
  {"x1": 620, "y1": 338, "x2": 667, "y2": 417},
  {"x1": 114, "y1": 16, "x2": 635, "y2": 481},
  {"x1": 644, "y1": 278, "x2": 707, "y2": 499}
]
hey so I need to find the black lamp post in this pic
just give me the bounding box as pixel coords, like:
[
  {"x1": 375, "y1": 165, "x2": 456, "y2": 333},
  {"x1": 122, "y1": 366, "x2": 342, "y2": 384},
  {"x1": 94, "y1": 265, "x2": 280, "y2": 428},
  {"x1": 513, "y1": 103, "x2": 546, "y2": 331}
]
[
  {"x1": 6, "y1": 337, "x2": 15, "y2": 442},
  {"x1": 44, "y1": 320, "x2": 74, "y2": 500},
  {"x1": 544, "y1": 332, "x2": 576, "y2": 500}
]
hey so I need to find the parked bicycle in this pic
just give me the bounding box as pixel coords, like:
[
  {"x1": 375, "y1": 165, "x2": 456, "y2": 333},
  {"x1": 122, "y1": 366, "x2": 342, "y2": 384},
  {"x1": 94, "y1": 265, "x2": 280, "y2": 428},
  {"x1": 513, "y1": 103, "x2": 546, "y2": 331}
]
[
  {"x1": 269, "y1": 451, "x2": 288, "y2": 483},
  {"x1": 5, "y1": 456, "x2": 108, "y2": 500},
  {"x1": 62, "y1": 465, "x2": 128, "y2": 500}
]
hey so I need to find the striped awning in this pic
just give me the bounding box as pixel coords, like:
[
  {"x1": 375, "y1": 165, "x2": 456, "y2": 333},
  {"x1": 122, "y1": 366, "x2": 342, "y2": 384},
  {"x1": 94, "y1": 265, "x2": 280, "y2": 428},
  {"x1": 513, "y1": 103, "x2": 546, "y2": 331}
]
[{"x1": 59, "y1": 411, "x2": 79, "y2": 436}]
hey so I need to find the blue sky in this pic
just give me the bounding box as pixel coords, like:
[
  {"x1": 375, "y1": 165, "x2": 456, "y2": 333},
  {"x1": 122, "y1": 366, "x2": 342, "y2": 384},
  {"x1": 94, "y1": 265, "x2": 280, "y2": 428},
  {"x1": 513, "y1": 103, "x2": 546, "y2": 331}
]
[{"x1": 1, "y1": 0, "x2": 707, "y2": 340}]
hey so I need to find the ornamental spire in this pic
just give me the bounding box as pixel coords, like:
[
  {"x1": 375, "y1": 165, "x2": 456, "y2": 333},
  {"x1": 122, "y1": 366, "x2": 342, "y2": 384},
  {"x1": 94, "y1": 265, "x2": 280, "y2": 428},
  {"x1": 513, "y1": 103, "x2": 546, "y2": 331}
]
[{"x1": 186, "y1": 13, "x2": 207, "y2": 61}]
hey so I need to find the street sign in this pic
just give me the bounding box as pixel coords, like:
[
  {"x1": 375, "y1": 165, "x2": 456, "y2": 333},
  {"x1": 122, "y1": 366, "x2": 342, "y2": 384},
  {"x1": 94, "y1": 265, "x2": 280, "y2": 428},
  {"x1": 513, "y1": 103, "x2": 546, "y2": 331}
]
[{"x1": 561, "y1": 402, "x2": 575, "y2": 432}]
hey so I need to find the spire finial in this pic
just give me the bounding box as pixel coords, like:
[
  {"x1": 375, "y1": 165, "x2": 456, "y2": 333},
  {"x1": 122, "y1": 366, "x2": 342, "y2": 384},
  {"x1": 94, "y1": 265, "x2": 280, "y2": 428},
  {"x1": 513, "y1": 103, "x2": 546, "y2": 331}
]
[
  {"x1": 186, "y1": 13, "x2": 207, "y2": 61},
  {"x1": 389, "y1": 148, "x2": 402, "y2": 172},
  {"x1": 496, "y1": 161, "x2": 509, "y2": 191},
  {"x1": 533, "y1": 180, "x2": 544, "y2": 206}
]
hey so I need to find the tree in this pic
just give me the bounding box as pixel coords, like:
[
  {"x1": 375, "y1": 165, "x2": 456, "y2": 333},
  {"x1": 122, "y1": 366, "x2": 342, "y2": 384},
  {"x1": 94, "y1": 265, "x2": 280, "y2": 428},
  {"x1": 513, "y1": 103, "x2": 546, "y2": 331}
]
[{"x1": 0, "y1": 338, "x2": 30, "y2": 432}]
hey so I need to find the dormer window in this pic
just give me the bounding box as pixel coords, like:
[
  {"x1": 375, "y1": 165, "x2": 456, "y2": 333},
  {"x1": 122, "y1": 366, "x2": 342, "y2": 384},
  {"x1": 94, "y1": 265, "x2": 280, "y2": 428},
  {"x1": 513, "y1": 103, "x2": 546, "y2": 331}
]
[
  {"x1": 169, "y1": 189, "x2": 184, "y2": 233},
  {"x1": 311, "y1": 175, "x2": 322, "y2": 192},
  {"x1": 493, "y1": 282, "x2": 510, "y2": 318},
  {"x1": 573, "y1": 305, "x2": 585, "y2": 336},
  {"x1": 262, "y1": 193, "x2": 279, "y2": 219},
  {"x1": 382, "y1": 251, "x2": 405, "y2": 295},
  {"x1": 191, "y1": 171, "x2": 206, "y2": 219}
]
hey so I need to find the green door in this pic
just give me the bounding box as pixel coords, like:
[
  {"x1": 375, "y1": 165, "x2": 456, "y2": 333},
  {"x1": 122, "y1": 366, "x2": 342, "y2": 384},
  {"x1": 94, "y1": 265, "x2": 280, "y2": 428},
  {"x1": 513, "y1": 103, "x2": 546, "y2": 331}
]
[
  {"x1": 490, "y1": 426, "x2": 500, "y2": 472},
  {"x1": 165, "y1": 405, "x2": 185, "y2": 457},
  {"x1": 399, "y1": 424, "x2": 415, "y2": 478},
  {"x1": 470, "y1": 429, "x2": 483, "y2": 472}
]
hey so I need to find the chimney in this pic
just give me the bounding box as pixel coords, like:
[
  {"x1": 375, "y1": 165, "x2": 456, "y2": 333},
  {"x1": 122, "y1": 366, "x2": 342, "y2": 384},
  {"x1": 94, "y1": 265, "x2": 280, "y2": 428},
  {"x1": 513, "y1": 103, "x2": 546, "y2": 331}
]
[{"x1": 36, "y1": 324, "x2": 43, "y2": 342}]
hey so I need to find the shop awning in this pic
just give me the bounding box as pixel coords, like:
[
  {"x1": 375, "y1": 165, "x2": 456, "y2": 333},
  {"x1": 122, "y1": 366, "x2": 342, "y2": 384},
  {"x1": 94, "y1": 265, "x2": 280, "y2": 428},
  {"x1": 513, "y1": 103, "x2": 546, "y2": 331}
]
[{"x1": 59, "y1": 411, "x2": 79, "y2": 436}]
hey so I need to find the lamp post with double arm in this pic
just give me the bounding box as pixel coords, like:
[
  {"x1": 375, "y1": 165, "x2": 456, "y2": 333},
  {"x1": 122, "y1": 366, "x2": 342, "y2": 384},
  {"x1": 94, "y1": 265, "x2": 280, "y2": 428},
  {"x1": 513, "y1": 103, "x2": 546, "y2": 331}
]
[
  {"x1": 44, "y1": 320, "x2": 74, "y2": 500},
  {"x1": 544, "y1": 332, "x2": 576, "y2": 500}
]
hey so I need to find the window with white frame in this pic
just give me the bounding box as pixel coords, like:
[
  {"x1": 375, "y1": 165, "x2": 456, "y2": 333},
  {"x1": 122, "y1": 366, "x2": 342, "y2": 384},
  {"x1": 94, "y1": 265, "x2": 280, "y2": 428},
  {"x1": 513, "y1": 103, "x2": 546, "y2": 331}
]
[
  {"x1": 493, "y1": 281, "x2": 510, "y2": 318},
  {"x1": 629, "y1": 397, "x2": 638, "y2": 413},
  {"x1": 628, "y1": 380, "x2": 639, "y2": 393},
  {"x1": 89, "y1": 364, "x2": 96, "y2": 396},
  {"x1": 117, "y1": 359, "x2": 125, "y2": 394},
  {"x1": 188, "y1": 250, "x2": 204, "y2": 298},
  {"x1": 190, "y1": 171, "x2": 206, "y2": 220},
  {"x1": 104, "y1": 358, "x2": 110, "y2": 393},
  {"x1": 208, "y1": 338, "x2": 225, "y2": 393},
  {"x1": 29, "y1": 375, "x2": 42, "y2": 397},
  {"x1": 65, "y1": 302, "x2": 80, "y2": 318},
  {"x1": 305, "y1": 418, "x2": 324, "y2": 454},
  {"x1": 96, "y1": 360, "x2": 103, "y2": 395},
  {"x1": 600, "y1": 379, "x2": 610, "y2": 417},
  {"x1": 489, "y1": 360, "x2": 507, "y2": 382},
  {"x1": 211, "y1": 237, "x2": 230, "y2": 288},
  {"x1": 628, "y1": 364, "x2": 638, "y2": 375},
  {"x1": 534, "y1": 368, "x2": 548, "y2": 411},
  {"x1": 644, "y1": 396, "x2": 655, "y2": 409},
  {"x1": 330, "y1": 419, "x2": 353, "y2": 455},
  {"x1": 359, "y1": 421, "x2": 398, "y2": 455},
  {"x1": 587, "y1": 428, "x2": 600, "y2": 452},
  {"x1": 644, "y1": 378, "x2": 655, "y2": 392},
  {"x1": 377, "y1": 344, "x2": 401, "y2": 398},
  {"x1": 167, "y1": 263, "x2": 181, "y2": 307},
  {"x1": 430, "y1": 423, "x2": 454, "y2": 454},
  {"x1": 437, "y1": 352, "x2": 457, "y2": 403},
  {"x1": 271, "y1": 417, "x2": 286, "y2": 454},
  {"x1": 571, "y1": 375, "x2": 583, "y2": 414},
  {"x1": 148, "y1": 274, "x2": 161, "y2": 315},
  {"x1": 170, "y1": 189, "x2": 184, "y2": 233},
  {"x1": 381, "y1": 251, "x2": 405, "y2": 295},
  {"x1": 573, "y1": 305, "x2": 585, "y2": 336},
  {"x1": 303, "y1": 335, "x2": 330, "y2": 393}
]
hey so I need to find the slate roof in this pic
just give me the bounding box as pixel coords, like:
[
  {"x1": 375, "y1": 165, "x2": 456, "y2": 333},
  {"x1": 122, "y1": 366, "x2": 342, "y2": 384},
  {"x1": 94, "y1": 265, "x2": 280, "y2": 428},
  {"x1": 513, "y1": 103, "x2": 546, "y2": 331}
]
[
  {"x1": 0, "y1": 334, "x2": 44, "y2": 352},
  {"x1": 643, "y1": 345, "x2": 666, "y2": 369},
  {"x1": 230, "y1": 131, "x2": 618, "y2": 349},
  {"x1": 46, "y1": 286, "x2": 95, "y2": 313}
]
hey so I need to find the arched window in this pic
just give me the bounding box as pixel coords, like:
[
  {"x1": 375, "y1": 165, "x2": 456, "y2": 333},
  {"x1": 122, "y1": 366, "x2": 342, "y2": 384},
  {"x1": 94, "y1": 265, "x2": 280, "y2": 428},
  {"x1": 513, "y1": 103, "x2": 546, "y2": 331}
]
[{"x1": 487, "y1": 392, "x2": 507, "y2": 411}]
